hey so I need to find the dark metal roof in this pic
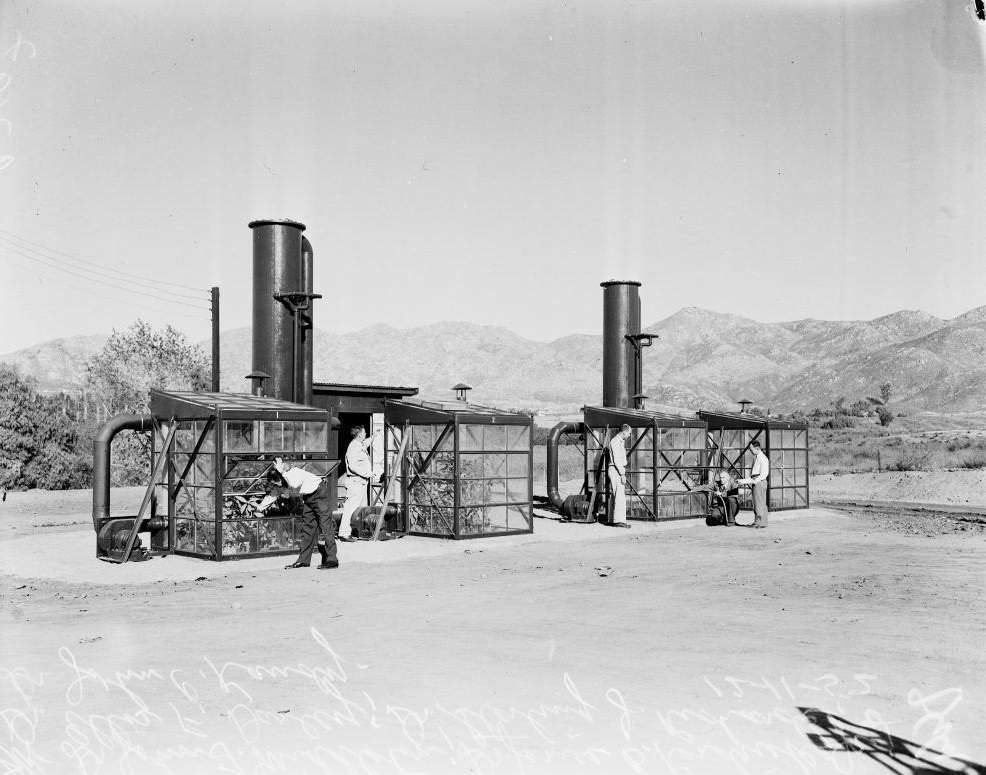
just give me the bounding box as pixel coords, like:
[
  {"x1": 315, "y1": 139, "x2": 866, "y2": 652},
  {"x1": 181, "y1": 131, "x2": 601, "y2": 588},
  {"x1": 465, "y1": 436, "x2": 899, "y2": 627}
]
[
  {"x1": 385, "y1": 397, "x2": 532, "y2": 425},
  {"x1": 150, "y1": 390, "x2": 330, "y2": 421},
  {"x1": 584, "y1": 405, "x2": 706, "y2": 428},
  {"x1": 698, "y1": 410, "x2": 808, "y2": 431},
  {"x1": 312, "y1": 382, "x2": 418, "y2": 398}
]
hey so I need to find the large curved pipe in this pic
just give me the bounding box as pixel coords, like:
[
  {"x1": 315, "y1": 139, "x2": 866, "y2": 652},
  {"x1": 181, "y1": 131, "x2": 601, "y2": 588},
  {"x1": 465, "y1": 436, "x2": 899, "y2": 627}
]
[
  {"x1": 547, "y1": 421, "x2": 584, "y2": 510},
  {"x1": 92, "y1": 414, "x2": 154, "y2": 530}
]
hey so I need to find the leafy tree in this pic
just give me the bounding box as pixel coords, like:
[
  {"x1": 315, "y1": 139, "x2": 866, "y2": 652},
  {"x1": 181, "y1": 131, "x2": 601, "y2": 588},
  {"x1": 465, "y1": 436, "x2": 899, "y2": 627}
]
[
  {"x1": 880, "y1": 381, "x2": 892, "y2": 405},
  {"x1": 84, "y1": 321, "x2": 210, "y2": 485},
  {"x1": 0, "y1": 365, "x2": 90, "y2": 489},
  {"x1": 85, "y1": 320, "x2": 209, "y2": 417},
  {"x1": 876, "y1": 406, "x2": 894, "y2": 427}
]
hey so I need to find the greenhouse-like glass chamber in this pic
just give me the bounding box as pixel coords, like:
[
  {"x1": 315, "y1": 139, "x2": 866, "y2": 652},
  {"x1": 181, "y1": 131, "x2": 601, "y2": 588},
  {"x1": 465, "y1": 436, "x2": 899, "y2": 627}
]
[
  {"x1": 383, "y1": 398, "x2": 534, "y2": 539},
  {"x1": 148, "y1": 390, "x2": 338, "y2": 560},
  {"x1": 698, "y1": 411, "x2": 810, "y2": 511},
  {"x1": 584, "y1": 406, "x2": 711, "y2": 522}
]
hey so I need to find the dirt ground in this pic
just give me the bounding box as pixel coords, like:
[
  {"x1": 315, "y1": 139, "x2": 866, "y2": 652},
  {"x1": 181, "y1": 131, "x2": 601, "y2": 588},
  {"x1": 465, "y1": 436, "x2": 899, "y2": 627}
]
[{"x1": 1, "y1": 476, "x2": 985, "y2": 775}]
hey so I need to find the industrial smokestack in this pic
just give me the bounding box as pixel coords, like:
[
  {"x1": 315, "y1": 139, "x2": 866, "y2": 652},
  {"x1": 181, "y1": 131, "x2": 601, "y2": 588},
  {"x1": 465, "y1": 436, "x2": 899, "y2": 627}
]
[
  {"x1": 249, "y1": 219, "x2": 306, "y2": 402},
  {"x1": 601, "y1": 280, "x2": 641, "y2": 408}
]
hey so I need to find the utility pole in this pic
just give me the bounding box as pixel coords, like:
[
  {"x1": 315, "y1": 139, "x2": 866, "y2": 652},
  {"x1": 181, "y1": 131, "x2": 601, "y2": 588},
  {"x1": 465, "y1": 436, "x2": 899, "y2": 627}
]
[{"x1": 211, "y1": 287, "x2": 220, "y2": 392}]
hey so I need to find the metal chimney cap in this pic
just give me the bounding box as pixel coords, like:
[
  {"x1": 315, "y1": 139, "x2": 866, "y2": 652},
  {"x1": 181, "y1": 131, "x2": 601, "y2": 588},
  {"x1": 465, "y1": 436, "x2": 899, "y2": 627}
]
[
  {"x1": 248, "y1": 219, "x2": 307, "y2": 231},
  {"x1": 600, "y1": 279, "x2": 642, "y2": 288}
]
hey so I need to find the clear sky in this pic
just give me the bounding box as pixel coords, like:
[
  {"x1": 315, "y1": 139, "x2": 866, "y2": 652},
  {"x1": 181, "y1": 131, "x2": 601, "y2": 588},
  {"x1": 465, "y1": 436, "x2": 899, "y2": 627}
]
[{"x1": 1, "y1": 0, "x2": 984, "y2": 353}]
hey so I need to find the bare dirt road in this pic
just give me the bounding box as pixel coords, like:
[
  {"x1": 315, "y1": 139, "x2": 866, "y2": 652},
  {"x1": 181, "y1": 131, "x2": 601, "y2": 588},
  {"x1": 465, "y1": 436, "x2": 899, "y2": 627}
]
[{"x1": 1, "y1": 482, "x2": 984, "y2": 775}]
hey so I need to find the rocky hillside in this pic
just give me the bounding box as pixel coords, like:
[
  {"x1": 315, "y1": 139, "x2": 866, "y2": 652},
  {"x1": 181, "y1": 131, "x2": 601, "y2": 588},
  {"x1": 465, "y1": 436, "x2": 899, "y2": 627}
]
[{"x1": 3, "y1": 307, "x2": 985, "y2": 413}]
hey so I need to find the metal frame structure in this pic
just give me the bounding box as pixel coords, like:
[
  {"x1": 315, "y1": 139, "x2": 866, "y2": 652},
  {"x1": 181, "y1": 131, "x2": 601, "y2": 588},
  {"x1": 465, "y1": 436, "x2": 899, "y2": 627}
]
[
  {"x1": 698, "y1": 411, "x2": 810, "y2": 511},
  {"x1": 384, "y1": 398, "x2": 534, "y2": 539},
  {"x1": 148, "y1": 390, "x2": 338, "y2": 561},
  {"x1": 584, "y1": 406, "x2": 711, "y2": 522}
]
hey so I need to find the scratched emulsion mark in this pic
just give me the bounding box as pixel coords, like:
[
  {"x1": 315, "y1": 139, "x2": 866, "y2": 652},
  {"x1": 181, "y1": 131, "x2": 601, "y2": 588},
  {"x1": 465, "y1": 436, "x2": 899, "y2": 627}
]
[{"x1": 0, "y1": 30, "x2": 36, "y2": 172}]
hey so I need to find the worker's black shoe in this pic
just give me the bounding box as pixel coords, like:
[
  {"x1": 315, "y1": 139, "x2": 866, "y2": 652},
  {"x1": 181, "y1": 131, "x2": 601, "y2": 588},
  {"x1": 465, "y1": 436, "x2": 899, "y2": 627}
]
[
  {"x1": 284, "y1": 561, "x2": 309, "y2": 569},
  {"x1": 318, "y1": 561, "x2": 339, "y2": 570}
]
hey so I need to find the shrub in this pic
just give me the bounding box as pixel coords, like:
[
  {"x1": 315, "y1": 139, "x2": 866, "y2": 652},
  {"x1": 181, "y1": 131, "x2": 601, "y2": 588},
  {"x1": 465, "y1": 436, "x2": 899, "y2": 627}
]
[
  {"x1": 887, "y1": 447, "x2": 933, "y2": 472},
  {"x1": 958, "y1": 454, "x2": 986, "y2": 470},
  {"x1": 822, "y1": 415, "x2": 855, "y2": 430},
  {"x1": 875, "y1": 406, "x2": 894, "y2": 427}
]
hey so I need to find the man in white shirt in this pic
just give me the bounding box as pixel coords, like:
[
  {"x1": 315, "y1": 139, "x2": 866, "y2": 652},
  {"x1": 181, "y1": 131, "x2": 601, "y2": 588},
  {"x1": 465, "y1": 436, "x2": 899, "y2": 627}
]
[
  {"x1": 258, "y1": 458, "x2": 338, "y2": 569},
  {"x1": 342, "y1": 426, "x2": 381, "y2": 531},
  {"x1": 739, "y1": 440, "x2": 770, "y2": 528},
  {"x1": 607, "y1": 424, "x2": 632, "y2": 528}
]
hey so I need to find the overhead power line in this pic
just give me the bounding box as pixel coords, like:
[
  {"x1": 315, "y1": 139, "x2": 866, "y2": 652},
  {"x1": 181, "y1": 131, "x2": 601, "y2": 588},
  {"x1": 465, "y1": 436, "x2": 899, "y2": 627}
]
[
  {"x1": 0, "y1": 241, "x2": 211, "y2": 312},
  {"x1": 0, "y1": 227, "x2": 209, "y2": 296}
]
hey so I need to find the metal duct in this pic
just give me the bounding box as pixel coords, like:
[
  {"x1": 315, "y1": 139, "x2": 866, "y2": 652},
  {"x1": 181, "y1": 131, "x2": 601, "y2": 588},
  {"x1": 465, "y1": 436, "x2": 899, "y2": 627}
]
[
  {"x1": 92, "y1": 413, "x2": 154, "y2": 529},
  {"x1": 298, "y1": 236, "x2": 314, "y2": 406},
  {"x1": 601, "y1": 280, "x2": 641, "y2": 408},
  {"x1": 249, "y1": 219, "x2": 306, "y2": 402},
  {"x1": 546, "y1": 421, "x2": 583, "y2": 510}
]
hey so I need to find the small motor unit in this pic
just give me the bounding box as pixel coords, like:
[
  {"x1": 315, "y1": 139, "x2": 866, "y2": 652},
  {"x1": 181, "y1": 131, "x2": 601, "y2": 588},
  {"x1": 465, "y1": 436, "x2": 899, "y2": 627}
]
[
  {"x1": 562, "y1": 495, "x2": 594, "y2": 523},
  {"x1": 96, "y1": 517, "x2": 166, "y2": 562},
  {"x1": 350, "y1": 505, "x2": 401, "y2": 540}
]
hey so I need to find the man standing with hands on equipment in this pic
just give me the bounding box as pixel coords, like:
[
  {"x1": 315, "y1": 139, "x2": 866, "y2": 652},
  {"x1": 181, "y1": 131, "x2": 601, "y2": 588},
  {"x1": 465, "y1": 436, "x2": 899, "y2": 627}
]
[
  {"x1": 739, "y1": 439, "x2": 770, "y2": 528},
  {"x1": 607, "y1": 424, "x2": 632, "y2": 528}
]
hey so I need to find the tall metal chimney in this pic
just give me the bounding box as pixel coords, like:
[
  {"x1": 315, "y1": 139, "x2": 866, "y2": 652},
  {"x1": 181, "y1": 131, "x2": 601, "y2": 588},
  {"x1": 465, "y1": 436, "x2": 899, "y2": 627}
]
[
  {"x1": 601, "y1": 280, "x2": 641, "y2": 408},
  {"x1": 249, "y1": 219, "x2": 306, "y2": 403}
]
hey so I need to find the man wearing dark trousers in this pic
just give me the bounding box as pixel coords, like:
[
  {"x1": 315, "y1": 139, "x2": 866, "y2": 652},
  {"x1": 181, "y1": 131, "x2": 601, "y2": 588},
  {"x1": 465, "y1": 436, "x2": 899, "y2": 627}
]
[{"x1": 259, "y1": 458, "x2": 338, "y2": 569}]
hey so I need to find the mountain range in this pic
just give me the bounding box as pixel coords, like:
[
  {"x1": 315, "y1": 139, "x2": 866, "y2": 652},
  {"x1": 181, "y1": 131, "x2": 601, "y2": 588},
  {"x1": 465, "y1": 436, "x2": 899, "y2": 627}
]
[{"x1": 3, "y1": 306, "x2": 985, "y2": 414}]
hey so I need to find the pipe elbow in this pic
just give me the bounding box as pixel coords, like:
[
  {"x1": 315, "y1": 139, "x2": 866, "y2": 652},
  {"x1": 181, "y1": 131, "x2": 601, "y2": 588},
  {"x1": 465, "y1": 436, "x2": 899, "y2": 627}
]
[
  {"x1": 546, "y1": 421, "x2": 583, "y2": 510},
  {"x1": 92, "y1": 414, "x2": 155, "y2": 529}
]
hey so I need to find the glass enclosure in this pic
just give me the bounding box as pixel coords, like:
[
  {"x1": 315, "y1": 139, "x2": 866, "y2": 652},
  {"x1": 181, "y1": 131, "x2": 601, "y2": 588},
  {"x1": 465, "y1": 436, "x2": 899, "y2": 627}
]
[
  {"x1": 149, "y1": 390, "x2": 337, "y2": 560},
  {"x1": 584, "y1": 407, "x2": 710, "y2": 522},
  {"x1": 384, "y1": 398, "x2": 534, "y2": 539},
  {"x1": 699, "y1": 411, "x2": 810, "y2": 511}
]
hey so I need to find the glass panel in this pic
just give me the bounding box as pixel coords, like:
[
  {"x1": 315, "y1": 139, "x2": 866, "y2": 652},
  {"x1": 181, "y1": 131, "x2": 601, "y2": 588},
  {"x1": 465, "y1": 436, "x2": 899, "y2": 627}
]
[
  {"x1": 459, "y1": 453, "x2": 484, "y2": 479},
  {"x1": 223, "y1": 459, "x2": 271, "y2": 479},
  {"x1": 795, "y1": 429, "x2": 807, "y2": 448},
  {"x1": 192, "y1": 487, "x2": 216, "y2": 517},
  {"x1": 429, "y1": 452, "x2": 456, "y2": 478},
  {"x1": 193, "y1": 519, "x2": 216, "y2": 555},
  {"x1": 173, "y1": 453, "x2": 190, "y2": 482},
  {"x1": 302, "y1": 422, "x2": 328, "y2": 452},
  {"x1": 225, "y1": 421, "x2": 257, "y2": 452},
  {"x1": 434, "y1": 426, "x2": 454, "y2": 451},
  {"x1": 507, "y1": 425, "x2": 529, "y2": 451},
  {"x1": 485, "y1": 425, "x2": 506, "y2": 450},
  {"x1": 175, "y1": 489, "x2": 194, "y2": 517},
  {"x1": 258, "y1": 517, "x2": 298, "y2": 552},
  {"x1": 487, "y1": 478, "x2": 507, "y2": 503},
  {"x1": 795, "y1": 468, "x2": 806, "y2": 486},
  {"x1": 409, "y1": 506, "x2": 454, "y2": 535},
  {"x1": 794, "y1": 489, "x2": 807, "y2": 507},
  {"x1": 193, "y1": 454, "x2": 214, "y2": 486},
  {"x1": 175, "y1": 519, "x2": 194, "y2": 552},
  {"x1": 261, "y1": 422, "x2": 284, "y2": 452},
  {"x1": 507, "y1": 478, "x2": 528, "y2": 503},
  {"x1": 484, "y1": 453, "x2": 507, "y2": 477},
  {"x1": 458, "y1": 479, "x2": 486, "y2": 507},
  {"x1": 175, "y1": 422, "x2": 196, "y2": 453},
  {"x1": 508, "y1": 505, "x2": 531, "y2": 531},
  {"x1": 222, "y1": 520, "x2": 259, "y2": 556},
  {"x1": 795, "y1": 450, "x2": 807, "y2": 469},
  {"x1": 586, "y1": 429, "x2": 603, "y2": 450},
  {"x1": 460, "y1": 424, "x2": 483, "y2": 451},
  {"x1": 486, "y1": 504, "x2": 510, "y2": 531},
  {"x1": 507, "y1": 454, "x2": 529, "y2": 478},
  {"x1": 194, "y1": 421, "x2": 215, "y2": 452}
]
